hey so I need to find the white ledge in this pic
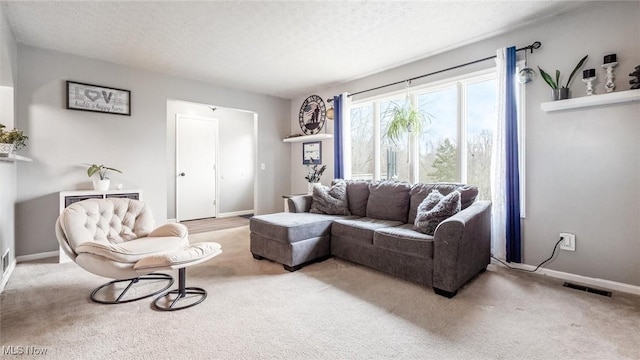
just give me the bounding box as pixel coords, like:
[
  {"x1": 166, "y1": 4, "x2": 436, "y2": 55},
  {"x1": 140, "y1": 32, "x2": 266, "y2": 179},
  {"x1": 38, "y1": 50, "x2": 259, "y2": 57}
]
[
  {"x1": 541, "y1": 89, "x2": 640, "y2": 112},
  {"x1": 283, "y1": 134, "x2": 333, "y2": 143},
  {"x1": 0, "y1": 153, "x2": 33, "y2": 162}
]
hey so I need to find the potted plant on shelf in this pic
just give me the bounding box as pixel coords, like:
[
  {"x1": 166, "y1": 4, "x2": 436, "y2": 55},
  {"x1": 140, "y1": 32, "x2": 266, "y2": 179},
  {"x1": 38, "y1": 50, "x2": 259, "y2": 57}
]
[
  {"x1": 0, "y1": 123, "x2": 29, "y2": 156},
  {"x1": 538, "y1": 55, "x2": 588, "y2": 100},
  {"x1": 86, "y1": 164, "x2": 122, "y2": 191}
]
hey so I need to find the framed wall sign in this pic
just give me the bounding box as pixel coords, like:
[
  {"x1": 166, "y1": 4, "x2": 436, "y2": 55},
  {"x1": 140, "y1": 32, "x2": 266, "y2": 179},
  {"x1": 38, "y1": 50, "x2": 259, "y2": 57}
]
[
  {"x1": 66, "y1": 81, "x2": 131, "y2": 116},
  {"x1": 303, "y1": 141, "x2": 322, "y2": 165}
]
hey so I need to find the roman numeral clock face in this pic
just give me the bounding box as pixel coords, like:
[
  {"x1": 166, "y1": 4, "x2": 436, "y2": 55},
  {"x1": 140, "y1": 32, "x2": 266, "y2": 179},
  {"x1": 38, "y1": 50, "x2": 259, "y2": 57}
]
[{"x1": 298, "y1": 95, "x2": 326, "y2": 135}]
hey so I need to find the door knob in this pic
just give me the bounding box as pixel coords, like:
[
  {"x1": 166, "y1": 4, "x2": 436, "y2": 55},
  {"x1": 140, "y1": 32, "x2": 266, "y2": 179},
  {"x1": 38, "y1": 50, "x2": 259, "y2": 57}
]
[{"x1": 179, "y1": 172, "x2": 186, "y2": 177}]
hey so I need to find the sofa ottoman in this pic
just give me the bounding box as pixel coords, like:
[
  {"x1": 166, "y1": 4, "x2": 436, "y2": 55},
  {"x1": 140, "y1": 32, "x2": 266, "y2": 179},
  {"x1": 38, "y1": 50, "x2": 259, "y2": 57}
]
[{"x1": 250, "y1": 212, "x2": 354, "y2": 271}]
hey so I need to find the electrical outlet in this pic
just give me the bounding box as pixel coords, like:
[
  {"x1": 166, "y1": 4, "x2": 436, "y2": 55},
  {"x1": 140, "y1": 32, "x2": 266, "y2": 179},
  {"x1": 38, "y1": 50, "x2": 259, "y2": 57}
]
[
  {"x1": 559, "y1": 233, "x2": 576, "y2": 251},
  {"x1": 2, "y1": 249, "x2": 9, "y2": 274}
]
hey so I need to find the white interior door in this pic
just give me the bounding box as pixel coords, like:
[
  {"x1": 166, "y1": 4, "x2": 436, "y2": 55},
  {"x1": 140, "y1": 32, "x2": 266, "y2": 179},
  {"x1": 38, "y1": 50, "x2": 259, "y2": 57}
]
[{"x1": 176, "y1": 114, "x2": 218, "y2": 221}]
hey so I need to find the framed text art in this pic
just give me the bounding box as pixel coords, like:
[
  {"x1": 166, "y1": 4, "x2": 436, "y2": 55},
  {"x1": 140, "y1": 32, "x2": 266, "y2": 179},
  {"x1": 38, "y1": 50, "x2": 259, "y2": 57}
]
[
  {"x1": 302, "y1": 141, "x2": 322, "y2": 165},
  {"x1": 67, "y1": 81, "x2": 131, "y2": 116}
]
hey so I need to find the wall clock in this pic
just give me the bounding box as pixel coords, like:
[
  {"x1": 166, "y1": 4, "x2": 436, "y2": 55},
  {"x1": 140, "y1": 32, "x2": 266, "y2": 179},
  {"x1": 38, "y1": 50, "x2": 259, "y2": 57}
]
[{"x1": 298, "y1": 95, "x2": 326, "y2": 135}]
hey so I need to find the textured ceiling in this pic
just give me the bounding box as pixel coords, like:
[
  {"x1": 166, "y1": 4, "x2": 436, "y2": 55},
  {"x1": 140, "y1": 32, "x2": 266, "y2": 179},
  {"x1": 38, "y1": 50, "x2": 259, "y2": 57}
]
[{"x1": 2, "y1": 1, "x2": 587, "y2": 99}]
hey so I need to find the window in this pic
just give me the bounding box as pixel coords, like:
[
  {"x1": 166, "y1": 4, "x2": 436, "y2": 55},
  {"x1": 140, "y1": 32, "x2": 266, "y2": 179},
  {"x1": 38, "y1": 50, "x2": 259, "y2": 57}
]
[
  {"x1": 464, "y1": 78, "x2": 496, "y2": 200},
  {"x1": 348, "y1": 70, "x2": 501, "y2": 201},
  {"x1": 417, "y1": 86, "x2": 458, "y2": 183},
  {"x1": 349, "y1": 103, "x2": 374, "y2": 180},
  {"x1": 380, "y1": 97, "x2": 409, "y2": 181}
]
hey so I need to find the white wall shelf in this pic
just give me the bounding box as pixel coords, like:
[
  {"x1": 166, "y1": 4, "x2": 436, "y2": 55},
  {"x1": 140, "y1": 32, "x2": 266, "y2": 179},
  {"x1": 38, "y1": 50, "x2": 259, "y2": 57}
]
[
  {"x1": 283, "y1": 134, "x2": 333, "y2": 143},
  {"x1": 540, "y1": 89, "x2": 640, "y2": 112},
  {"x1": 0, "y1": 154, "x2": 33, "y2": 163}
]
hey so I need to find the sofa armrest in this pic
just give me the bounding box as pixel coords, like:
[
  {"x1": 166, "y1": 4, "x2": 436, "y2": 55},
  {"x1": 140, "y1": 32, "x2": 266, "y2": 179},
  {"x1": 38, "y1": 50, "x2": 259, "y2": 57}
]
[
  {"x1": 287, "y1": 195, "x2": 313, "y2": 213},
  {"x1": 432, "y1": 200, "x2": 491, "y2": 295}
]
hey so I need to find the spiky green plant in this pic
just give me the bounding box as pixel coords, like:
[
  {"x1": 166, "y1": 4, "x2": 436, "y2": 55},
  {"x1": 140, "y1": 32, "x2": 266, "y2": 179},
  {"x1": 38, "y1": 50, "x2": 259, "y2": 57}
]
[
  {"x1": 538, "y1": 55, "x2": 588, "y2": 89},
  {"x1": 385, "y1": 102, "x2": 431, "y2": 145}
]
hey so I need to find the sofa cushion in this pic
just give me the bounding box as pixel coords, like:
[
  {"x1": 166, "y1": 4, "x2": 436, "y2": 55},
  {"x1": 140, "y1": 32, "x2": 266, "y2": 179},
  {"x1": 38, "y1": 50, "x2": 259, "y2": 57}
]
[
  {"x1": 250, "y1": 212, "x2": 352, "y2": 244},
  {"x1": 366, "y1": 181, "x2": 411, "y2": 222},
  {"x1": 408, "y1": 183, "x2": 478, "y2": 223},
  {"x1": 457, "y1": 185, "x2": 479, "y2": 209},
  {"x1": 373, "y1": 224, "x2": 434, "y2": 259},
  {"x1": 414, "y1": 190, "x2": 461, "y2": 235},
  {"x1": 310, "y1": 181, "x2": 351, "y2": 215},
  {"x1": 345, "y1": 180, "x2": 370, "y2": 217},
  {"x1": 332, "y1": 217, "x2": 403, "y2": 245}
]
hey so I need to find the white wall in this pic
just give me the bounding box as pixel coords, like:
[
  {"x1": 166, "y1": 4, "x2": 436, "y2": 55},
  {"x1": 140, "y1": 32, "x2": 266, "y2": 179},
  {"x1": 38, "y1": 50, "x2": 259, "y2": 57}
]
[
  {"x1": 292, "y1": 2, "x2": 640, "y2": 286},
  {"x1": 166, "y1": 100, "x2": 255, "y2": 218},
  {"x1": 15, "y1": 45, "x2": 290, "y2": 257},
  {"x1": 0, "y1": 5, "x2": 18, "y2": 288},
  {"x1": 288, "y1": 97, "x2": 336, "y2": 194}
]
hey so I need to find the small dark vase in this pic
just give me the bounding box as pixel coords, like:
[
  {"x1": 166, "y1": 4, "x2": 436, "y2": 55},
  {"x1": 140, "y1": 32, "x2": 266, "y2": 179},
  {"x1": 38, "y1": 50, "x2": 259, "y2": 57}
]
[{"x1": 552, "y1": 88, "x2": 569, "y2": 101}]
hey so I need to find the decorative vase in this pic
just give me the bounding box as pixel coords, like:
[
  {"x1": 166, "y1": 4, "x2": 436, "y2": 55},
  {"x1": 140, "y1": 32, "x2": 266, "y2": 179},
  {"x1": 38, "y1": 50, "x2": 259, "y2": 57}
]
[
  {"x1": 307, "y1": 182, "x2": 319, "y2": 194},
  {"x1": 93, "y1": 179, "x2": 110, "y2": 191},
  {"x1": 552, "y1": 88, "x2": 569, "y2": 101},
  {"x1": 0, "y1": 143, "x2": 15, "y2": 156}
]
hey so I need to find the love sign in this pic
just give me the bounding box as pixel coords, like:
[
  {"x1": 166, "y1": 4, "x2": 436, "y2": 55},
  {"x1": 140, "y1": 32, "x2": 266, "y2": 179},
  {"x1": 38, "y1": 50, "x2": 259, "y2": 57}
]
[{"x1": 67, "y1": 81, "x2": 131, "y2": 116}]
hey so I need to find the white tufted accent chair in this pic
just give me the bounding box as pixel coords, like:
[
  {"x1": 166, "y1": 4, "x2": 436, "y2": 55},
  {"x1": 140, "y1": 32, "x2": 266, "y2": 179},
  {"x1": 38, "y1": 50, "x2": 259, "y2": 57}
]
[{"x1": 56, "y1": 198, "x2": 189, "y2": 304}]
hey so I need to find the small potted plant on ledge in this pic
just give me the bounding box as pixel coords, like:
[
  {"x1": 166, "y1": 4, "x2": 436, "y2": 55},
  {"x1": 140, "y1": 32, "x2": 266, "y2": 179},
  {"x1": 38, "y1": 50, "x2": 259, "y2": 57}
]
[
  {"x1": 305, "y1": 160, "x2": 326, "y2": 194},
  {"x1": 0, "y1": 123, "x2": 28, "y2": 156},
  {"x1": 86, "y1": 164, "x2": 122, "y2": 191},
  {"x1": 538, "y1": 55, "x2": 588, "y2": 100}
]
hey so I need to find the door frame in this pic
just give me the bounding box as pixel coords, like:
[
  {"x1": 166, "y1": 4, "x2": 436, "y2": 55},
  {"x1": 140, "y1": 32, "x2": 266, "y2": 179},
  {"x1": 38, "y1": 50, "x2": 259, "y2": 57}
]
[{"x1": 175, "y1": 113, "x2": 219, "y2": 222}]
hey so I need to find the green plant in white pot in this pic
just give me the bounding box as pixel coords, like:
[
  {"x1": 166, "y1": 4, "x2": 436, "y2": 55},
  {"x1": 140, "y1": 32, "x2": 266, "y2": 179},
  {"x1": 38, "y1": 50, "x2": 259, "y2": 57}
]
[
  {"x1": 0, "y1": 123, "x2": 28, "y2": 155},
  {"x1": 538, "y1": 55, "x2": 588, "y2": 100},
  {"x1": 86, "y1": 164, "x2": 122, "y2": 191}
]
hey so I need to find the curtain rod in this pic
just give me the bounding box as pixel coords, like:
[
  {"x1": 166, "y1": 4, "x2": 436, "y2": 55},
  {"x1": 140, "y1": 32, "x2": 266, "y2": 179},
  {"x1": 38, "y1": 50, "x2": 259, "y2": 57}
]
[{"x1": 345, "y1": 41, "x2": 541, "y2": 98}]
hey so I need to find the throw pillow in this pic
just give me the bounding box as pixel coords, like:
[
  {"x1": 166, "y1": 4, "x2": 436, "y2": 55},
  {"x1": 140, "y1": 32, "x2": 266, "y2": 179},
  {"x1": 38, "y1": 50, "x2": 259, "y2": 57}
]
[
  {"x1": 309, "y1": 181, "x2": 351, "y2": 215},
  {"x1": 413, "y1": 190, "x2": 461, "y2": 235},
  {"x1": 365, "y1": 181, "x2": 411, "y2": 222},
  {"x1": 331, "y1": 179, "x2": 370, "y2": 217}
]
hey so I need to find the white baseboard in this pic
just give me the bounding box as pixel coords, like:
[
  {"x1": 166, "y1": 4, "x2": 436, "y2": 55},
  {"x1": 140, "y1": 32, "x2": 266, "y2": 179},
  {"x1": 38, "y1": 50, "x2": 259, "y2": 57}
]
[
  {"x1": 171, "y1": 211, "x2": 253, "y2": 222},
  {"x1": 16, "y1": 250, "x2": 59, "y2": 263},
  {"x1": 217, "y1": 210, "x2": 254, "y2": 218},
  {"x1": 491, "y1": 259, "x2": 640, "y2": 296},
  {"x1": 0, "y1": 259, "x2": 16, "y2": 293}
]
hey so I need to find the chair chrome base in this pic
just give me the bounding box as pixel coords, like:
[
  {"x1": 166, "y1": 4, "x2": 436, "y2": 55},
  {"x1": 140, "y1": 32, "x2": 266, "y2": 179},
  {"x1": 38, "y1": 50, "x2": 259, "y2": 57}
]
[
  {"x1": 153, "y1": 268, "x2": 207, "y2": 311},
  {"x1": 90, "y1": 273, "x2": 174, "y2": 304}
]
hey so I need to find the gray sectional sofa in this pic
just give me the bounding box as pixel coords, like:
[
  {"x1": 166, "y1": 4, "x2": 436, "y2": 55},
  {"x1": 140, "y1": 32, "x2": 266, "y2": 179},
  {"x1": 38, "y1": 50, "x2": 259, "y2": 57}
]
[{"x1": 250, "y1": 180, "x2": 491, "y2": 298}]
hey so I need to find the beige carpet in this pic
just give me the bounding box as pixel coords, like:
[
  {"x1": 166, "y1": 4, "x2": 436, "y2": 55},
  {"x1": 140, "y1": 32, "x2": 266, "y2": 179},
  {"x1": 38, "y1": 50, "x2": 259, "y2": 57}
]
[{"x1": 1, "y1": 226, "x2": 639, "y2": 360}]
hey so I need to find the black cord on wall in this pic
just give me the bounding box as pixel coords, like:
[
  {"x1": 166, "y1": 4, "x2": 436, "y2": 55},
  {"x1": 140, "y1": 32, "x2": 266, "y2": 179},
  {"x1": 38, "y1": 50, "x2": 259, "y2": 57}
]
[{"x1": 491, "y1": 237, "x2": 564, "y2": 273}]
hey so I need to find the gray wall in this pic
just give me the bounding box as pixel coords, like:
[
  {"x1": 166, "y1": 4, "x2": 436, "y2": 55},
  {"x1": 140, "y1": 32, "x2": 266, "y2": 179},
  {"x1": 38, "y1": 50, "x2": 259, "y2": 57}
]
[
  {"x1": 166, "y1": 100, "x2": 255, "y2": 218},
  {"x1": 291, "y1": 2, "x2": 640, "y2": 286},
  {"x1": 15, "y1": 45, "x2": 290, "y2": 257},
  {"x1": 0, "y1": 6, "x2": 18, "y2": 284}
]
